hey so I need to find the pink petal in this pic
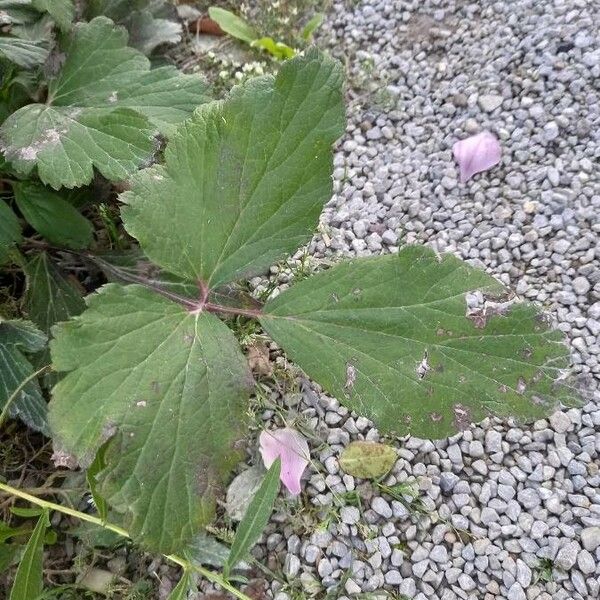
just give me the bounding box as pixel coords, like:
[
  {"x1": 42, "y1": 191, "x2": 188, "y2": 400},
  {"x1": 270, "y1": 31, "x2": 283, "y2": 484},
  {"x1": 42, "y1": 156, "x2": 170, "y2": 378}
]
[
  {"x1": 452, "y1": 131, "x2": 502, "y2": 183},
  {"x1": 259, "y1": 427, "x2": 309, "y2": 495}
]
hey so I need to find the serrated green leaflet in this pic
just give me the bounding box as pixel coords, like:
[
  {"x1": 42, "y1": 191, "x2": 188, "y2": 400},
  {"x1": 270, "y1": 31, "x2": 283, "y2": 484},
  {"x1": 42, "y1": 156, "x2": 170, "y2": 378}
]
[
  {"x1": 23, "y1": 252, "x2": 85, "y2": 388},
  {"x1": 225, "y1": 458, "x2": 280, "y2": 576},
  {"x1": 24, "y1": 252, "x2": 86, "y2": 333},
  {"x1": 31, "y1": 0, "x2": 74, "y2": 30},
  {"x1": 8, "y1": 510, "x2": 49, "y2": 600},
  {"x1": 0, "y1": 319, "x2": 49, "y2": 434},
  {"x1": 0, "y1": 199, "x2": 21, "y2": 265},
  {"x1": 0, "y1": 17, "x2": 208, "y2": 189},
  {"x1": 44, "y1": 17, "x2": 206, "y2": 133},
  {"x1": 1, "y1": 104, "x2": 156, "y2": 190},
  {"x1": 261, "y1": 246, "x2": 576, "y2": 438},
  {"x1": 0, "y1": 319, "x2": 47, "y2": 351},
  {"x1": 0, "y1": 36, "x2": 48, "y2": 68},
  {"x1": 121, "y1": 48, "x2": 344, "y2": 288},
  {"x1": 49, "y1": 284, "x2": 253, "y2": 553},
  {"x1": 14, "y1": 182, "x2": 93, "y2": 249}
]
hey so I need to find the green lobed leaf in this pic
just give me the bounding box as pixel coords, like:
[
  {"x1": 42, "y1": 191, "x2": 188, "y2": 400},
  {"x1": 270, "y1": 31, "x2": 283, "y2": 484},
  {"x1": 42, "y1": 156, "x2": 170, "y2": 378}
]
[
  {"x1": 260, "y1": 246, "x2": 577, "y2": 438},
  {"x1": 49, "y1": 284, "x2": 253, "y2": 553},
  {"x1": 121, "y1": 48, "x2": 344, "y2": 289},
  {"x1": 0, "y1": 36, "x2": 48, "y2": 68},
  {"x1": 0, "y1": 199, "x2": 22, "y2": 265},
  {"x1": 31, "y1": 0, "x2": 74, "y2": 30},
  {"x1": 14, "y1": 182, "x2": 94, "y2": 249},
  {"x1": 224, "y1": 458, "x2": 280, "y2": 576},
  {"x1": 0, "y1": 104, "x2": 156, "y2": 191},
  {"x1": 208, "y1": 7, "x2": 257, "y2": 43},
  {"x1": 338, "y1": 441, "x2": 397, "y2": 479},
  {"x1": 8, "y1": 510, "x2": 49, "y2": 600},
  {"x1": 44, "y1": 17, "x2": 206, "y2": 133},
  {"x1": 85, "y1": 0, "x2": 182, "y2": 55},
  {"x1": 0, "y1": 318, "x2": 49, "y2": 434},
  {"x1": 0, "y1": 17, "x2": 208, "y2": 189}
]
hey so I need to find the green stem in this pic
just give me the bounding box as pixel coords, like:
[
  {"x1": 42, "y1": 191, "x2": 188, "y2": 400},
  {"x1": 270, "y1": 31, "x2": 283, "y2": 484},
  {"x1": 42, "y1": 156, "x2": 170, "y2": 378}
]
[
  {"x1": 0, "y1": 365, "x2": 51, "y2": 429},
  {"x1": 0, "y1": 482, "x2": 252, "y2": 600}
]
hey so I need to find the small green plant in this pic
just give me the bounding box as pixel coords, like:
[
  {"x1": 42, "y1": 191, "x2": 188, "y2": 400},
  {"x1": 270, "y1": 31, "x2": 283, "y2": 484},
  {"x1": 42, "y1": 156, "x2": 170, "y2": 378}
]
[
  {"x1": 534, "y1": 558, "x2": 555, "y2": 583},
  {"x1": 41, "y1": 31, "x2": 574, "y2": 568},
  {"x1": 208, "y1": 6, "x2": 324, "y2": 60},
  {"x1": 377, "y1": 480, "x2": 429, "y2": 517},
  {"x1": 0, "y1": 2, "x2": 580, "y2": 598}
]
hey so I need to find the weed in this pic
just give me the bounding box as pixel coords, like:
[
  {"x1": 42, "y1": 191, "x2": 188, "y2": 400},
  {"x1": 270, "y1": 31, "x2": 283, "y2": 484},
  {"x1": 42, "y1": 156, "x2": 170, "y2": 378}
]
[
  {"x1": 534, "y1": 558, "x2": 555, "y2": 583},
  {"x1": 377, "y1": 480, "x2": 429, "y2": 517}
]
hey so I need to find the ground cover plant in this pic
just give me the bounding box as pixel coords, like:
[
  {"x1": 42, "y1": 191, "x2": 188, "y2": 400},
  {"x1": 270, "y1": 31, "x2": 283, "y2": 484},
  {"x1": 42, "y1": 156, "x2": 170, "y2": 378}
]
[{"x1": 0, "y1": 2, "x2": 580, "y2": 598}]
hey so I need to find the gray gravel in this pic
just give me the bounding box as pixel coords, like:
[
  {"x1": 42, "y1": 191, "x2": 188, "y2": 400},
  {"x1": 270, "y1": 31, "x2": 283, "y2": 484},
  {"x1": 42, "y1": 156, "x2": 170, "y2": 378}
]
[{"x1": 202, "y1": 0, "x2": 600, "y2": 598}]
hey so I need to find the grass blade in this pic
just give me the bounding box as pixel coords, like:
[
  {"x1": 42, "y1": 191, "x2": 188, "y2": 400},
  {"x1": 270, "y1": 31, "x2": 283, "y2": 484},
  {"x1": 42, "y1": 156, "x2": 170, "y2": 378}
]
[
  {"x1": 166, "y1": 570, "x2": 191, "y2": 600},
  {"x1": 9, "y1": 509, "x2": 49, "y2": 600},
  {"x1": 225, "y1": 459, "x2": 281, "y2": 576}
]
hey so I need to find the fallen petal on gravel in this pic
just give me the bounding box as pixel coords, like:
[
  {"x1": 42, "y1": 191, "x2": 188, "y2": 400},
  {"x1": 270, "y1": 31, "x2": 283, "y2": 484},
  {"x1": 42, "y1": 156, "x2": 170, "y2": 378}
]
[
  {"x1": 453, "y1": 131, "x2": 502, "y2": 182},
  {"x1": 259, "y1": 427, "x2": 310, "y2": 494}
]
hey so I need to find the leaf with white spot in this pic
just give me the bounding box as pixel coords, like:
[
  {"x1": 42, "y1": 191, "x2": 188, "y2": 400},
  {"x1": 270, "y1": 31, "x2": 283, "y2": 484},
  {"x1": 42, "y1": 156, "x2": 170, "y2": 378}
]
[
  {"x1": 0, "y1": 17, "x2": 208, "y2": 189},
  {"x1": 186, "y1": 532, "x2": 231, "y2": 568},
  {"x1": 0, "y1": 1, "x2": 39, "y2": 26},
  {"x1": 0, "y1": 36, "x2": 48, "y2": 68}
]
